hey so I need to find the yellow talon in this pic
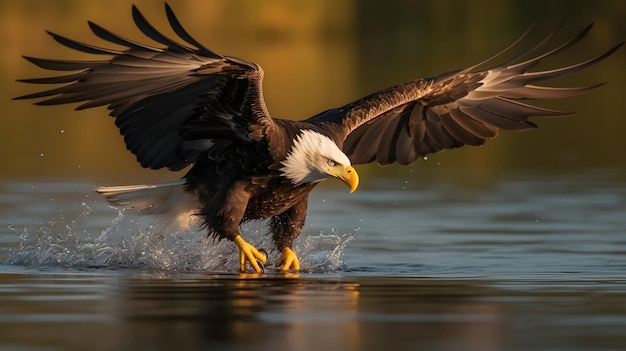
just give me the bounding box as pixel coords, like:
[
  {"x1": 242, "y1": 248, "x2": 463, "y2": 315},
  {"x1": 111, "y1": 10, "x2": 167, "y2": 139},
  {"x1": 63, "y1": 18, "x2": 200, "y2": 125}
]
[
  {"x1": 275, "y1": 247, "x2": 301, "y2": 271},
  {"x1": 233, "y1": 235, "x2": 267, "y2": 273}
]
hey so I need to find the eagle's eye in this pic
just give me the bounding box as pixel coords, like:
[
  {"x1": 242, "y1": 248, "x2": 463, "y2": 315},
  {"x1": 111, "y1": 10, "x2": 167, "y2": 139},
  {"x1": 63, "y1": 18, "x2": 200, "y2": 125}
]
[{"x1": 327, "y1": 159, "x2": 337, "y2": 167}]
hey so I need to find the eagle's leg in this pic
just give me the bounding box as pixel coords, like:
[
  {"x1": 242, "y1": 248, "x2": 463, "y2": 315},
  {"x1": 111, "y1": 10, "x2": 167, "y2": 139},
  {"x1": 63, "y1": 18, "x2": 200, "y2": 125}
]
[
  {"x1": 270, "y1": 196, "x2": 308, "y2": 271},
  {"x1": 219, "y1": 181, "x2": 267, "y2": 273}
]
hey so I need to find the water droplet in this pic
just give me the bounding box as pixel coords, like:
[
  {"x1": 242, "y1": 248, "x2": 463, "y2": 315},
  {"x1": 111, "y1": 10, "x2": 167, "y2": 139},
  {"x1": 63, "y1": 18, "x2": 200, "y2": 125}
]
[
  {"x1": 39, "y1": 153, "x2": 44, "y2": 157},
  {"x1": 60, "y1": 129, "x2": 65, "y2": 134}
]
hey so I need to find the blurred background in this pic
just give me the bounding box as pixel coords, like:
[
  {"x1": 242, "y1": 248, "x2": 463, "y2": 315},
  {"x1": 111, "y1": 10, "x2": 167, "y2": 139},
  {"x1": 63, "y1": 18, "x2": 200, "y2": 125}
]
[{"x1": 1, "y1": 0, "x2": 625, "y2": 185}]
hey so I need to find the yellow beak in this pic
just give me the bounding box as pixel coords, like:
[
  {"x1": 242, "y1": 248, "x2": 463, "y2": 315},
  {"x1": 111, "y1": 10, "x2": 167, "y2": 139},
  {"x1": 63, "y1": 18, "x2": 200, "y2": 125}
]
[{"x1": 338, "y1": 165, "x2": 359, "y2": 193}]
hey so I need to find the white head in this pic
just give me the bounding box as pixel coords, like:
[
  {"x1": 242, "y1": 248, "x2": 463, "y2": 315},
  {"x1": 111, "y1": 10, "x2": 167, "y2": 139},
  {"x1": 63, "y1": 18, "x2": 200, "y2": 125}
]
[{"x1": 280, "y1": 130, "x2": 359, "y2": 192}]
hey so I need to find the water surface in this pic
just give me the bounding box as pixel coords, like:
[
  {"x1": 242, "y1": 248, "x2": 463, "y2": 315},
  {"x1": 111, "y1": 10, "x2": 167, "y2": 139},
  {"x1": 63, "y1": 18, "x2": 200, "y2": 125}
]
[{"x1": 1, "y1": 171, "x2": 625, "y2": 350}]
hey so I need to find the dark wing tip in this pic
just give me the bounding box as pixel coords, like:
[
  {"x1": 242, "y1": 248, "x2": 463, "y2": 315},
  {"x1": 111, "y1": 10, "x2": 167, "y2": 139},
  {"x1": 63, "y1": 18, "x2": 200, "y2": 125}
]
[
  {"x1": 131, "y1": 3, "x2": 194, "y2": 53},
  {"x1": 609, "y1": 41, "x2": 625, "y2": 55},
  {"x1": 87, "y1": 17, "x2": 161, "y2": 52},
  {"x1": 45, "y1": 29, "x2": 123, "y2": 56},
  {"x1": 163, "y1": 2, "x2": 223, "y2": 59},
  {"x1": 19, "y1": 55, "x2": 101, "y2": 71}
]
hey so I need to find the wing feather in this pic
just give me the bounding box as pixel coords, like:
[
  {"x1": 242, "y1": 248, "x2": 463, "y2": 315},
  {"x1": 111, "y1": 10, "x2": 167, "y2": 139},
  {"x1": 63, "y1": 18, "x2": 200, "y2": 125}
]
[
  {"x1": 448, "y1": 108, "x2": 498, "y2": 139},
  {"x1": 376, "y1": 109, "x2": 406, "y2": 164},
  {"x1": 86, "y1": 20, "x2": 162, "y2": 53},
  {"x1": 164, "y1": 3, "x2": 222, "y2": 59},
  {"x1": 46, "y1": 30, "x2": 124, "y2": 55},
  {"x1": 424, "y1": 109, "x2": 460, "y2": 149},
  {"x1": 440, "y1": 113, "x2": 483, "y2": 146},
  {"x1": 15, "y1": 4, "x2": 275, "y2": 171},
  {"x1": 309, "y1": 23, "x2": 621, "y2": 165},
  {"x1": 131, "y1": 5, "x2": 193, "y2": 54}
]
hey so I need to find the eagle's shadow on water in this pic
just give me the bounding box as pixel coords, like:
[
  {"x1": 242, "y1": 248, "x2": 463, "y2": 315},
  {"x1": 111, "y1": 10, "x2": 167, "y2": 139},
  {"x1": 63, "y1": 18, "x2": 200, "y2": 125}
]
[{"x1": 4, "y1": 205, "x2": 354, "y2": 274}]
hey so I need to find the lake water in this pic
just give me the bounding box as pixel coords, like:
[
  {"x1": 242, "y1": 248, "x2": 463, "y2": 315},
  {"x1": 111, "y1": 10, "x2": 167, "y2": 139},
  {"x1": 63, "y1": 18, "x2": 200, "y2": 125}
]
[{"x1": 1, "y1": 170, "x2": 625, "y2": 350}]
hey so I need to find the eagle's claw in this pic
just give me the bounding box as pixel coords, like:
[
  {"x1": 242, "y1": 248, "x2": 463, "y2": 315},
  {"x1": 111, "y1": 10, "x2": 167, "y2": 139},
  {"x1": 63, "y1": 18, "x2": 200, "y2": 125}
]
[
  {"x1": 234, "y1": 235, "x2": 267, "y2": 273},
  {"x1": 275, "y1": 247, "x2": 301, "y2": 271}
]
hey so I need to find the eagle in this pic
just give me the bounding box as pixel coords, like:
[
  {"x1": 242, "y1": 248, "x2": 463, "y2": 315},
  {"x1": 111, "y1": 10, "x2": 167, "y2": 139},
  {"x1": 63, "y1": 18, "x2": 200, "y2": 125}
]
[{"x1": 15, "y1": 4, "x2": 621, "y2": 273}]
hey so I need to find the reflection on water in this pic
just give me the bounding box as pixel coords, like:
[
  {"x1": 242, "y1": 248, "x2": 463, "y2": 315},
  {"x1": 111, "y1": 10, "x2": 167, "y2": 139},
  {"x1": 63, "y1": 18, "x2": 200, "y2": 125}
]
[
  {"x1": 112, "y1": 276, "x2": 504, "y2": 351},
  {"x1": 1, "y1": 270, "x2": 625, "y2": 351},
  {"x1": 1, "y1": 171, "x2": 626, "y2": 350}
]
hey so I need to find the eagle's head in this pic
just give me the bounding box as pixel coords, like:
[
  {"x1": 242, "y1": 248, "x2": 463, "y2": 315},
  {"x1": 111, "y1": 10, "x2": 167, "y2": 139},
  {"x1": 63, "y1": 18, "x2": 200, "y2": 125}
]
[{"x1": 280, "y1": 130, "x2": 359, "y2": 192}]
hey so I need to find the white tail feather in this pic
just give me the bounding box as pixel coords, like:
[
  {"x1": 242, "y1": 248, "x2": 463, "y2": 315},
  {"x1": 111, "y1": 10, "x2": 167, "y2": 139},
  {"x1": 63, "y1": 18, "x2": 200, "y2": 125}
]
[{"x1": 96, "y1": 179, "x2": 201, "y2": 228}]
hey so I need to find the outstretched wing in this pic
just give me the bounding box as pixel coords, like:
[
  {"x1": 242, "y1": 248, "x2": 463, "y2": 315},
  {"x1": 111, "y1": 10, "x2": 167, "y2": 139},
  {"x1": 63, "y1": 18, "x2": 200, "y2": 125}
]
[
  {"x1": 15, "y1": 4, "x2": 275, "y2": 171},
  {"x1": 309, "y1": 24, "x2": 622, "y2": 166}
]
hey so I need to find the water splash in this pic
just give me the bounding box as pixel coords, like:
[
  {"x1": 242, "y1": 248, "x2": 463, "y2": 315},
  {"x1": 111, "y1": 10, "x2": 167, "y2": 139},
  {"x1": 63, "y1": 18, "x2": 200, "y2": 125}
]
[
  {"x1": 4, "y1": 204, "x2": 353, "y2": 273},
  {"x1": 296, "y1": 230, "x2": 353, "y2": 272}
]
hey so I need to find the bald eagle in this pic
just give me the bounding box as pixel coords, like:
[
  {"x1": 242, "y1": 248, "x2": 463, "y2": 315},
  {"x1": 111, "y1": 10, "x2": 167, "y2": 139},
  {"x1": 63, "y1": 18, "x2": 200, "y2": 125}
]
[{"x1": 15, "y1": 4, "x2": 621, "y2": 273}]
